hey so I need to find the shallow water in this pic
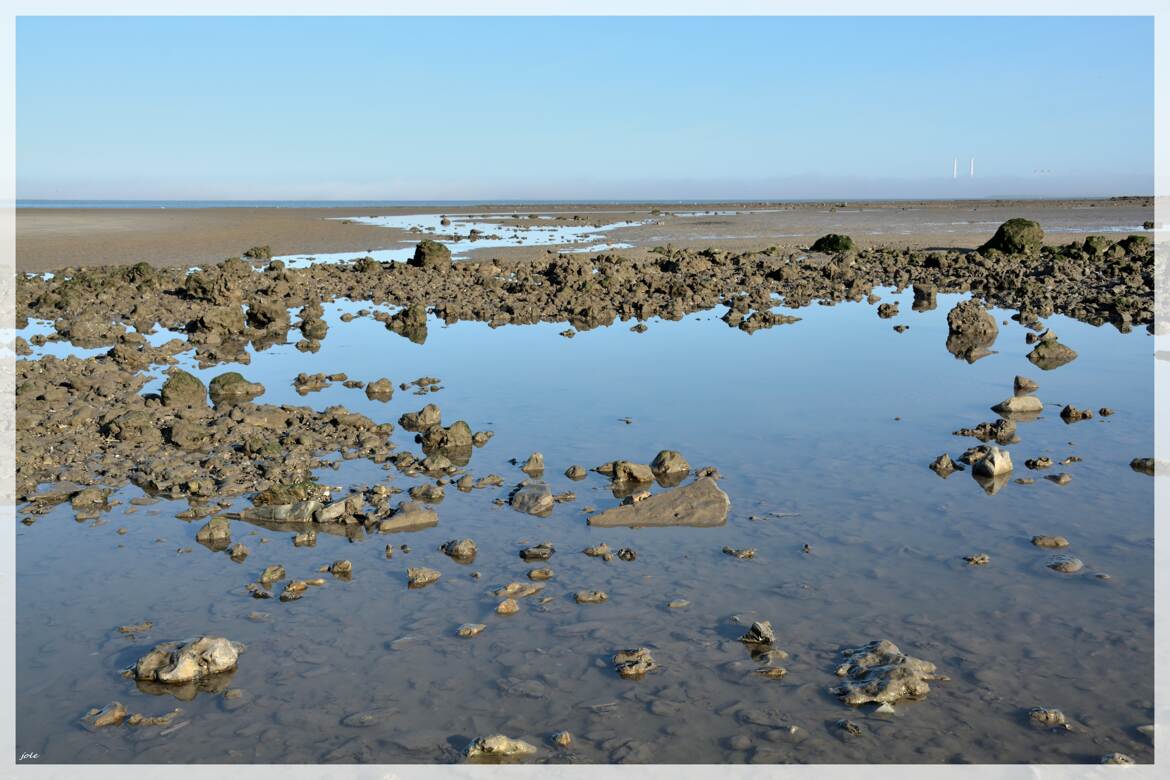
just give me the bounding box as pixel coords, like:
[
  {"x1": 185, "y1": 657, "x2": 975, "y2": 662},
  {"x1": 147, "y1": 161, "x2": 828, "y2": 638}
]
[
  {"x1": 14, "y1": 287, "x2": 1155, "y2": 764},
  {"x1": 277, "y1": 213, "x2": 648, "y2": 268}
]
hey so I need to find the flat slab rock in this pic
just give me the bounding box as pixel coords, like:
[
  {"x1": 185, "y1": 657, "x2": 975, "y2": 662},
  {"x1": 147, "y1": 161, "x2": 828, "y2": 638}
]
[{"x1": 587, "y1": 476, "x2": 729, "y2": 528}]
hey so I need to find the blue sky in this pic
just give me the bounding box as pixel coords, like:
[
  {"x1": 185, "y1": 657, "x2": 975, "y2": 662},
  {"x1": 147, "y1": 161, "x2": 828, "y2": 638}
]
[{"x1": 16, "y1": 16, "x2": 1154, "y2": 200}]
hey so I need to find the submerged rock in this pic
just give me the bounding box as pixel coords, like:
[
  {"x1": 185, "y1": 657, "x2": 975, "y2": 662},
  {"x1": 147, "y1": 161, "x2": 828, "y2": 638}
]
[
  {"x1": 457, "y1": 623, "x2": 486, "y2": 638},
  {"x1": 564, "y1": 464, "x2": 587, "y2": 480},
  {"x1": 1014, "y1": 375, "x2": 1039, "y2": 393},
  {"x1": 509, "y1": 480, "x2": 554, "y2": 516},
  {"x1": 133, "y1": 637, "x2": 244, "y2": 685},
  {"x1": 83, "y1": 701, "x2": 128, "y2": 728},
  {"x1": 831, "y1": 639, "x2": 945, "y2": 705},
  {"x1": 588, "y1": 476, "x2": 729, "y2": 528},
  {"x1": 378, "y1": 502, "x2": 439, "y2": 533},
  {"x1": 1046, "y1": 554, "x2": 1084, "y2": 574},
  {"x1": 723, "y1": 546, "x2": 756, "y2": 559}
]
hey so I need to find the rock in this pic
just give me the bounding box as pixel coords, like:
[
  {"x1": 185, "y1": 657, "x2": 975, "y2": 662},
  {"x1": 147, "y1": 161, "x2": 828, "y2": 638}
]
[
  {"x1": 1046, "y1": 473, "x2": 1072, "y2": 486},
  {"x1": 496, "y1": 582, "x2": 544, "y2": 599},
  {"x1": 617, "y1": 547, "x2": 636, "y2": 561},
  {"x1": 964, "y1": 553, "x2": 990, "y2": 566},
  {"x1": 1060, "y1": 405, "x2": 1093, "y2": 422},
  {"x1": 464, "y1": 734, "x2": 537, "y2": 762},
  {"x1": 528, "y1": 568, "x2": 553, "y2": 581},
  {"x1": 409, "y1": 239, "x2": 452, "y2": 270},
  {"x1": 409, "y1": 483, "x2": 445, "y2": 503},
  {"x1": 564, "y1": 465, "x2": 587, "y2": 480},
  {"x1": 650, "y1": 450, "x2": 690, "y2": 481},
  {"x1": 1014, "y1": 375, "x2": 1039, "y2": 393},
  {"x1": 980, "y1": 218, "x2": 1044, "y2": 255},
  {"x1": 1098, "y1": 407, "x2": 1115, "y2": 417},
  {"x1": 379, "y1": 502, "x2": 439, "y2": 533},
  {"x1": 496, "y1": 598, "x2": 520, "y2": 615},
  {"x1": 520, "y1": 452, "x2": 544, "y2": 475},
  {"x1": 519, "y1": 543, "x2": 554, "y2": 561},
  {"x1": 723, "y1": 546, "x2": 756, "y2": 559},
  {"x1": 365, "y1": 378, "x2": 394, "y2": 400},
  {"x1": 583, "y1": 543, "x2": 611, "y2": 558},
  {"x1": 810, "y1": 234, "x2": 856, "y2": 253},
  {"x1": 280, "y1": 580, "x2": 309, "y2": 601},
  {"x1": 407, "y1": 567, "x2": 441, "y2": 588},
  {"x1": 1130, "y1": 458, "x2": 1156, "y2": 476},
  {"x1": 195, "y1": 516, "x2": 231, "y2": 545},
  {"x1": 83, "y1": 701, "x2": 128, "y2": 728},
  {"x1": 160, "y1": 369, "x2": 207, "y2": 408},
  {"x1": 588, "y1": 477, "x2": 729, "y2": 528},
  {"x1": 972, "y1": 447, "x2": 1012, "y2": 477},
  {"x1": 327, "y1": 559, "x2": 352, "y2": 576},
  {"x1": 1031, "y1": 535, "x2": 1069, "y2": 548},
  {"x1": 613, "y1": 647, "x2": 657, "y2": 679},
  {"x1": 260, "y1": 564, "x2": 286, "y2": 584},
  {"x1": 876, "y1": 302, "x2": 899, "y2": 319},
  {"x1": 440, "y1": 538, "x2": 477, "y2": 561},
  {"x1": 831, "y1": 639, "x2": 944, "y2": 705},
  {"x1": 667, "y1": 599, "x2": 690, "y2": 609},
  {"x1": 133, "y1": 636, "x2": 243, "y2": 684},
  {"x1": 419, "y1": 420, "x2": 473, "y2": 450},
  {"x1": 245, "y1": 299, "x2": 288, "y2": 329},
  {"x1": 1026, "y1": 457, "x2": 1054, "y2": 470},
  {"x1": 292, "y1": 529, "x2": 316, "y2": 547},
  {"x1": 1046, "y1": 554, "x2": 1083, "y2": 574},
  {"x1": 953, "y1": 418, "x2": 1017, "y2": 444},
  {"x1": 229, "y1": 543, "x2": 249, "y2": 562},
  {"x1": 929, "y1": 453, "x2": 957, "y2": 477},
  {"x1": 1028, "y1": 339, "x2": 1077, "y2": 370},
  {"x1": 1101, "y1": 753, "x2": 1135, "y2": 765},
  {"x1": 575, "y1": 590, "x2": 608, "y2": 604},
  {"x1": 1029, "y1": 707, "x2": 1069, "y2": 729},
  {"x1": 509, "y1": 480, "x2": 554, "y2": 516},
  {"x1": 739, "y1": 621, "x2": 775, "y2": 645},
  {"x1": 912, "y1": 283, "x2": 937, "y2": 311},
  {"x1": 946, "y1": 300, "x2": 998, "y2": 362},
  {"x1": 552, "y1": 730, "x2": 572, "y2": 748},
  {"x1": 118, "y1": 620, "x2": 153, "y2": 634},
  {"x1": 208, "y1": 372, "x2": 264, "y2": 404},
  {"x1": 457, "y1": 623, "x2": 486, "y2": 638},
  {"x1": 992, "y1": 396, "x2": 1043, "y2": 414},
  {"x1": 597, "y1": 460, "x2": 655, "y2": 483},
  {"x1": 399, "y1": 403, "x2": 441, "y2": 431}
]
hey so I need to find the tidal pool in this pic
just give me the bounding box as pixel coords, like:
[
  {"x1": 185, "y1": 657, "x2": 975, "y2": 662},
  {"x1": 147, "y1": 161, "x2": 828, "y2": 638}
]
[{"x1": 14, "y1": 286, "x2": 1154, "y2": 764}]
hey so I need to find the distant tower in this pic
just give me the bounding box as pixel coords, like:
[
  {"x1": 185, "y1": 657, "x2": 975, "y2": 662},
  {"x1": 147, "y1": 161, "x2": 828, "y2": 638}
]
[
  {"x1": 969, "y1": 158, "x2": 975, "y2": 178},
  {"x1": 953, "y1": 158, "x2": 958, "y2": 179}
]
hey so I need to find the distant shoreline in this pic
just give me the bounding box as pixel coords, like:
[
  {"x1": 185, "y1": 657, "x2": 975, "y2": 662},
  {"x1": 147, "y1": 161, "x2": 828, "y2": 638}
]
[{"x1": 14, "y1": 195, "x2": 1154, "y2": 210}]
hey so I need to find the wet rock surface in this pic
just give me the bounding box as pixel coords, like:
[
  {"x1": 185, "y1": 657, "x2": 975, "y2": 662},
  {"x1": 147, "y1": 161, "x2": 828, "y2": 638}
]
[
  {"x1": 832, "y1": 640, "x2": 945, "y2": 706},
  {"x1": 588, "y1": 476, "x2": 729, "y2": 528}
]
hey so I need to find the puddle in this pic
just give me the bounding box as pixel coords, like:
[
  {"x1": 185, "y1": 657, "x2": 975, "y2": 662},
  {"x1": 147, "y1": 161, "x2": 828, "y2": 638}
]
[{"x1": 14, "y1": 287, "x2": 1154, "y2": 763}]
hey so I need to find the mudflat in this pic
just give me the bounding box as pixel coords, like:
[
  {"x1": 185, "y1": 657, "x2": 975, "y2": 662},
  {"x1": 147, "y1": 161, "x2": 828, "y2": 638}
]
[{"x1": 15, "y1": 197, "x2": 1153, "y2": 272}]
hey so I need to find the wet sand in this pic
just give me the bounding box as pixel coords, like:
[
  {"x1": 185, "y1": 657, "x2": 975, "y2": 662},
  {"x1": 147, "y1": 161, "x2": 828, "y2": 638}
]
[{"x1": 15, "y1": 197, "x2": 1153, "y2": 272}]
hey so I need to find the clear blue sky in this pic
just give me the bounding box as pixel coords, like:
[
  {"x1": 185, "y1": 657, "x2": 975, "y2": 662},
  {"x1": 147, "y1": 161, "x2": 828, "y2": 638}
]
[{"x1": 16, "y1": 15, "x2": 1154, "y2": 200}]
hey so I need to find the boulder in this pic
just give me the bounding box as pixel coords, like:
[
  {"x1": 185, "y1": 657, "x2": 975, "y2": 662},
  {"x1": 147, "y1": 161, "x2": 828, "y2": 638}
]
[
  {"x1": 810, "y1": 234, "x2": 856, "y2": 253},
  {"x1": 409, "y1": 239, "x2": 452, "y2": 270},
  {"x1": 160, "y1": 369, "x2": 207, "y2": 408},
  {"x1": 972, "y1": 447, "x2": 1013, "y2": 477},
  {"x1": 510, "y1": 480, "x2": 554, "y2": 516},
  {"x1": 979, "y1": 218, "x2": 1044, "y2": 255},
  {"x1": 945, "y1": 300, "x2": 998, "y2": 362},
  {"x1": 208, "y1": 372, "x2": 264, "y2": 404},
  {"x1": 831, "y1": 639, "x2": 944, "y2": 705},
  {"x1": 133, "y1": 637, "x2": 244, "y2": 685},
  {"x1": 588, "y1": 476, "x2": 729, "y2": 528}
]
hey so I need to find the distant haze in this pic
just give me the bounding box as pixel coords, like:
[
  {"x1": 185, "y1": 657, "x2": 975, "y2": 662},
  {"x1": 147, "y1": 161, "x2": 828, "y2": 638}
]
[{"x1": 16, "y1": 16, "x2": 1153, "y2": 201}]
